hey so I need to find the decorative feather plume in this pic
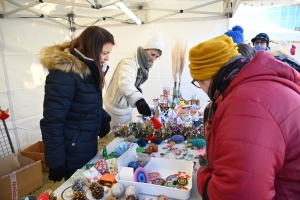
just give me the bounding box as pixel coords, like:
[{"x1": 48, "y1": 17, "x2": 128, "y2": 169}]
[{"x1": 179, "y1": 39, "x2": 188, "y2": 84}]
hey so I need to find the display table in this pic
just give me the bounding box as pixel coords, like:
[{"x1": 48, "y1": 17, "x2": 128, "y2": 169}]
[{"x1": 54, "y1": 136, "x2": 203, "y2": 200}]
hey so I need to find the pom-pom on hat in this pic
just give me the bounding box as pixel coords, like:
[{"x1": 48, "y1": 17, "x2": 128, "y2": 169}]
[
  {"x1": 189, "y1": 34, "x2": 240, "y2": 81},
  {"x1": 143, "y1": 32, "x2": 164, "y2": 53},
  {"x1": 251, "y1": 33, "x2": 270, "y2": 47},
  {"x1": 224, "y1": 25, "x2": 244, "y2": 44}
]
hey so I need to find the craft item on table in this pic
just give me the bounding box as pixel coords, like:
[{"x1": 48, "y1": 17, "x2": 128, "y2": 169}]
[
  {"x1": 125, "y1": 135, "x2": 136, "y2": 142},
  {"x1": 137, "y1": 139, "x2": 147, "y2": 147},
  {"x1": 86, "y1": 163, "x2": 95, "y2": 169},
  {"x1": 143, "y1": 107, "x2": 163, "y2": 130},
  {"x1": 165, "y1": 135, "x2": 185, "y2": 144},
  {"x1": 106, "y1": 194, "x2": 117, "y2": 200},
  {"x1": 136, "y1": 146, "x2": 145, "y2": 153},
  {"x1": 89, "y1": 182, "x2": 104, "y2": 199},
  {"x1": 103, "y1": 146, "x2": 108, "y2": 159},
  {"x1": 71, "y1": 191, "x2": 88, "y2": 200},
  {"x1": 157, "y1": 195, "x2": 170, "y2": 200},
  {"x1": 137, "y1": 160, "x2": 148, "y2": 168},
  {"x1": 71, "y1": 169, "x2": 86, "y2": 182},
  {"x1": 125, "y1": 185, "x2": 140, "y2": 198},
  {"x1": 176, "y1": 178, "x2": 188, "y2": 186},
  {"x1": 81, "y1": 166, "x2": 102, "y2": 186},
  {"x1": 94, "y1": 158, "x2": 107, "y2": 174},
  {"x1": 72, "y1": 179, "x2": 86, "y2": 192},
  {"x1": 177, "y1": 171, "x2": 191, "y2": 179},
  {"x1": 146, "y1": 135, "x2": 163, "y2": 145},
  {"x1": 38, "y1": 190, "x2": 56, "y2": 200},
  {"x1": 151, "y1": 177, "x2": 165, "y2": 185},
  {"x1": 111, "y1": 182, "x2": 125, "y2": 198},
  {"x1": 99, "y1": 173, "x2": 117, "y2": 187},
  {"x1": 114, "y1": 141, "x2": 130, "y2": 157},
  {"x1": 119, "y1": 166, "x2": 134, "y2": 181},
  {"x1": 145, "y1": 145, "x2": 158, "y2": 153},
  {"x1": 106, "y1": 152, "x2": 117, "y2": 159},
  {"x1": 106, "y1": 158, "x2": 118, "y2": 173},
  {"x1": 134, "y1": 167, "x2": 149, "y2": 183},
  {"x1": 0, "y1": 108, "x2": 9, "y2": 120},
  {"x1": 148, "y1": 172, "x2": 160, "y2": 180},
  {"x1": 128, "y1": 161, "x2": 139, "y2": 171},
  {"x1": 126, "y1": 195, "x2": 139, "y2": 200},
  {"x1": 185, "y1": 137, "x2": 206, "y2": 148}
]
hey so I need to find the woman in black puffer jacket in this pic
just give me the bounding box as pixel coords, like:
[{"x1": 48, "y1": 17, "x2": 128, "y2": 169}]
[{"x1": 39, "y1": 26, "x2": 115, "y2": 181}]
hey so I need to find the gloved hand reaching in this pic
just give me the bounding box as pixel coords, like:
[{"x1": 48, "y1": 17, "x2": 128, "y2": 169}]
[
  {"x1": 49, "y1": 166, "x2": 65, "y2": 182},
  {"x1": 136, "y1": 99, "x2": 151, "y2": 116},
  {"x1": 99, "y1": 117, "x2": 111, "y2": 138}
]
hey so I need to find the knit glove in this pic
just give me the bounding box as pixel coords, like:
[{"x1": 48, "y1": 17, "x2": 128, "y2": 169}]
[
  {"x1": 99, "y1": 117, "x2": 111, "y2": 138},
  {"x1": 48, "y1": 166, "x2": 65, "y2": 182},
  {"x1": 136, "y1": 99, "x2": 151, "y2": 116}
]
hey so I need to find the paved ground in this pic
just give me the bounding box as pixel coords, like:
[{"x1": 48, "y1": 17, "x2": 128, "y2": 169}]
[{"x1": 30, "y1": 133, "x2": 116, "y2": 198}]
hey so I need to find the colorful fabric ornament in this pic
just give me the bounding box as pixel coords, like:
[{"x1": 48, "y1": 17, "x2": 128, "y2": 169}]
[
  {"x1": 94, "y1": 158, "x2": 107, "y2": 174},
  {"x1": 114, "y1": 141, "x2": 130, "y2": 157},
  {"x1": 134, "y1": 167, "x2": 149, "y2": 183},
  {"x1": 128, "y1": 161, "x2": 139, "y2": 172},
  {"x1": 186, "y1": 138, "x2": 206, "y2": 148},
  {"x1": 166, "y1": 135, "x2": 184, "y2": 144}
]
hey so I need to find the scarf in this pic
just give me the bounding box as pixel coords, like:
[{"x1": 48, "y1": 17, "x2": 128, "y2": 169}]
[
  {"x1": 203, "y1": 56, "x2": 250, "y2": 161},
  {"x1": 135, "y1": 46, "x2": 153, "y2": 89}
]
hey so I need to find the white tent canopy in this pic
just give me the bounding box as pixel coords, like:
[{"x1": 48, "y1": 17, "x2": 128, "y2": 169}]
[
  {"x1": 1, "y1": 0, "x2": 233, "y2": 152},
  {"x1": 1, "y1": 0, "x2": 300, "y2": 152}
]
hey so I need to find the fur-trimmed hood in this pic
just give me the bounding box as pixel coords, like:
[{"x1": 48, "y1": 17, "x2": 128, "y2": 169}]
[{"x1": 39, "y1": 42, "x2": 90, "y2": 79}]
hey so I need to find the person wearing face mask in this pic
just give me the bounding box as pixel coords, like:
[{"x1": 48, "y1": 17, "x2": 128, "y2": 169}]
[
  {"x1": 251, "y1": 33, "x2": 270, "y2": 51},
  {"x1": 39, "y1": 26, "x2": 115, "y2": 181},
  {"x1": 104, "y1": 32, "x2": 164, "y2": 128},
  {"x1": 189, "y1": 34, "x2": 300, "y2": 199}
]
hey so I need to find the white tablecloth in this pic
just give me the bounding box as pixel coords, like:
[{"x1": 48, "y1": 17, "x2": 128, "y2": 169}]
[{"x1": 54, "y1": 136, "x2": 203, "y2": 200}]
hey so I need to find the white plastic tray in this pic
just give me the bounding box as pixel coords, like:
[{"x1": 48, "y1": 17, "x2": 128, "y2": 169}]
[{"x1": 116, "y1": 144, "x2": 194, "y2": 200}]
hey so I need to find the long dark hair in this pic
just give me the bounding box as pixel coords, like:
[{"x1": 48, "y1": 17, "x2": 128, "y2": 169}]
[{"x1": 69, "y1": 26, "x2": 115, "y2": 87}]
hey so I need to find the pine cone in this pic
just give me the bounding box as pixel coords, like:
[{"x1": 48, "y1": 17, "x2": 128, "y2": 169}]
[
  {"x1": 71, "y1": 191, "x2": 88, "y2": 200},
  {"x1": 90, "y1": 182, "x2": 104, "y2": 199},
  {"x1": 46, "y1": 189, "x2": 57, "y2": 200},
  {"x1": 72, "y1": 179, "x2": 85, "y2": 192}
]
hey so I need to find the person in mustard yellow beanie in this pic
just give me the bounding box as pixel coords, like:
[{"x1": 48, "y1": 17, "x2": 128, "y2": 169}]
[{"x1": 190, "y1": 34, "x2": 300, "y2": 200}]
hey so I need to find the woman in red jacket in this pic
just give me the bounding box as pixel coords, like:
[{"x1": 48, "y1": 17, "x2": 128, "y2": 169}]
[{"x1": 189, "y1": 34, "x2": 300, "y2": 200}]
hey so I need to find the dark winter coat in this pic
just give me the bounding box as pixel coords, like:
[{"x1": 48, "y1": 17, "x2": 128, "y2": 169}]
[{"x1": 39, "y1": 42, "x2": 110, "y2": 177}]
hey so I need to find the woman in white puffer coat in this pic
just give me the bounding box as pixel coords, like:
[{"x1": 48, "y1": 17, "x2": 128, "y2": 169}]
[{"x1": 104, "y1": 32, "x2": 164, "y2": 128}]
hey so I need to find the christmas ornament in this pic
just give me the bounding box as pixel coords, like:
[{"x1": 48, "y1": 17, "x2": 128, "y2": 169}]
[
  {"x1": 128, "y1": 161, "x2": 139, "y2": 171},
  {"x1": 111, "y1": 183, "x2": 125, "y2": 198},
  {"x1": 103, "y1": 146, "x2": 108, "y2": 159},
  {"x1": 126, "y1": 195, "x2": 139, "y2": 200},
  {"x1": 72, "y1": 179, "x2": 85, "y2": 192},
  {"x1": 0, "y1": 108, "x2": 9, "y2": 120},
  {"x1": 71, "y1": 191, "x2": 88, "y2": 200},
  {"x1": 166, "y1": 135, "x2": 184, "y2": 144},
  {"x1": 125, "y1": 185, "x2": 140, "y2": 198},
  {"x1": 148, "y1": 172, "x2": 160, "y2": 180},
  {"x1": 89, "y1": 182, "x2": 104, "y2": 199}
]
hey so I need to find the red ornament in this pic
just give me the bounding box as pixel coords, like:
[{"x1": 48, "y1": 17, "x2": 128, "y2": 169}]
[
  {"x1": 150, "y1": 116, "x2": 162, "y2": 130},
  {"x1": 0, "y1": 109, "x2": 9, "y2": 120},
  {"x1": 38, "y1": 192, "x2": 49, "y2": 200},
  {"x1": 145, "y1": 135, "x2": 158, "y2": 142}
]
